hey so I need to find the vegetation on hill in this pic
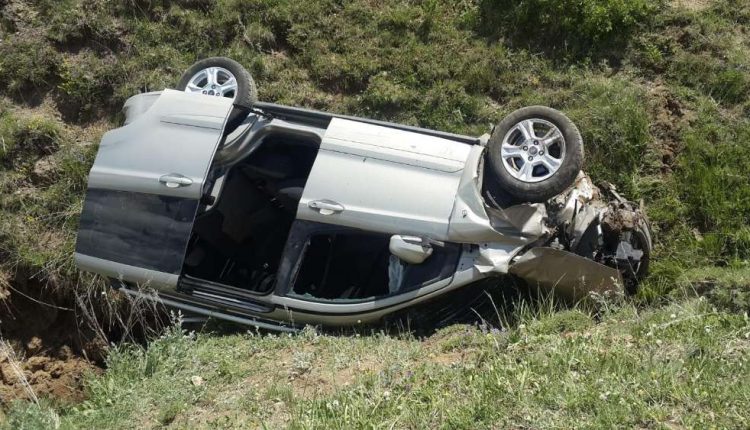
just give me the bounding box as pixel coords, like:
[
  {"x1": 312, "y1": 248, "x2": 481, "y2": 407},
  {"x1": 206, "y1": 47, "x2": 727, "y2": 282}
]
[
  {"x1": 1, "y1": 0, "x2": 749, "y2": 294},
  {"x1": 0, "y1": 0, "x2": 749, "y2": 427},
  {"x1": 6, "y1": 296, "x2": 750, "y2": 429}
]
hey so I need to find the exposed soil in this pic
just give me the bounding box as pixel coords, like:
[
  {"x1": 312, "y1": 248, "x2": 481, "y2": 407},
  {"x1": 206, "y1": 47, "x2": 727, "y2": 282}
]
[
  {"x1": 0, "y1": 344, "x2": 99, "y2": 404},
  {"x1": 0, "y1": 266, "x2": 167, "y2": 405},
  {"x1": 0, "y1": 270, "x2": 107, "y2": 404},
  {"x1": 646, "y1": 81, "x2": 695, "y2": 173},
  {"x1": 285, "y1": 351, "x2": 382, "y2": 398}
]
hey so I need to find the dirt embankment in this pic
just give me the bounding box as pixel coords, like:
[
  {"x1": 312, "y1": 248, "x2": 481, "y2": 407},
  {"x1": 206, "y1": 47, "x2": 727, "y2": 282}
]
[
  {"x1": 0, "y1": 343, "x2": 98, "y2": 405},
  {"x1": 0, "y1": 270, "x2": 106, "y2": 404},
  {"x1": 0, "y1": 269, "x2": 164, "y2": 405}
]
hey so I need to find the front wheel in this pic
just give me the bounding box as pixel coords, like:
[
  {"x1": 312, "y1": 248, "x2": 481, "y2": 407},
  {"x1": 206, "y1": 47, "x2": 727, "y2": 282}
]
[{"x1": 487, "y1": 106, "x2": 584, "y2": 202}]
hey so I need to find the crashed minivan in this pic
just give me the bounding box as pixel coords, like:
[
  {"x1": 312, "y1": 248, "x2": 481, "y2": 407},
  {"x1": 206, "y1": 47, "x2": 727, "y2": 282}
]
[{"x1": 75, "y1": 58, "x2": 651, "y2": 331}]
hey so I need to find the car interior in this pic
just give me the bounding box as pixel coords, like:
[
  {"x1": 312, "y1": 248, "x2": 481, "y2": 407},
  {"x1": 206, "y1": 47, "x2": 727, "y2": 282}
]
[
  {"x1": 181, "y1": 129, "x2": 463, "y2": 302},
  {"x1": 290, "y1": 231, "x2": 461, "y2": 301},
  {"x1": 182, "y1": 133, "x2": 318, "y2": 293}
]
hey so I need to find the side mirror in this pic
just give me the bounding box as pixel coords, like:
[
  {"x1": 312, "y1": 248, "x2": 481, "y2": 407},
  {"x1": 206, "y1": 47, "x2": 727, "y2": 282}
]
[{"x1": 389, "y1": 235, "x2": 434, "y2": 264}]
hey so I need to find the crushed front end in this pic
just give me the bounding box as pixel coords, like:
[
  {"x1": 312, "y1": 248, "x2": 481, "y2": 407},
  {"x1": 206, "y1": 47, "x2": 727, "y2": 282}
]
[{"x1": 502, "y1": 174, "x2": 652, "y2": 300}]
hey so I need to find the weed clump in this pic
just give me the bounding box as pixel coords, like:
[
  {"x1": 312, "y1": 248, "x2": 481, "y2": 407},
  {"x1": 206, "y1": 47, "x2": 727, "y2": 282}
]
[
  {"x1": 0, "y1": 112, "x2": 62, "y2": 167},
  {"x1": 480, "y1": 0, "x2": 662, "y2": 58},
  {"x1": 0, "y1": 35, "x2": 60, "y2": 97}
]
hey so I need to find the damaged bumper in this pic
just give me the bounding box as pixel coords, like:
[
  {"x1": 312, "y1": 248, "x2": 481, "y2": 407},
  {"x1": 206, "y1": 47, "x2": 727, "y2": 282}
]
[
  {"x1": 508, "y1": 247, "x2": 623, "y2": 300},
  {"x1": 469, "y1": 171, "x2": 651, "y2": 299}
]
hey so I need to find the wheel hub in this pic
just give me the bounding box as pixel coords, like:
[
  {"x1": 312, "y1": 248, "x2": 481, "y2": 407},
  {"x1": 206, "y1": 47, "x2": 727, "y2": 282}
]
[
  {"x1": 499, "y1": 118, "x2": 567, "y2": 183},
  {"x1": 184, "y1": 66, "x2": 238, "y2": 100}
]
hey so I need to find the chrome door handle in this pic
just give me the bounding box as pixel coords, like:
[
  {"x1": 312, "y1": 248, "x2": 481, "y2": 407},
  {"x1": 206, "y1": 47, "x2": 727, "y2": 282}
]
[
  {"x1": 308, "y1": 199, "x2": 344, "y2": 215},
  {"x1": 159, "y1": 173, "x2": 193, "y2": 188}
]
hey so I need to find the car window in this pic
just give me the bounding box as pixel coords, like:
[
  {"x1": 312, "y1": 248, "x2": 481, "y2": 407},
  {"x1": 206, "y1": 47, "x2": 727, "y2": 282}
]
[{"x1": 289, "y1": 232, "x2": 460, "y2": 302}]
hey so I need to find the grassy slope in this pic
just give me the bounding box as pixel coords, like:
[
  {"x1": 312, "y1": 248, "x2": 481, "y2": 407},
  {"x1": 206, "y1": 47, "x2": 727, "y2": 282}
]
[
  {"x1": 1, "y1": 0, "x2": 750, "y2": 427},
  {"x1": 5, "y1": 298, "x2": 750, "y2": 429},
  {"x1": 0, "y1": 0, "x2": 749, "y2": 291}
]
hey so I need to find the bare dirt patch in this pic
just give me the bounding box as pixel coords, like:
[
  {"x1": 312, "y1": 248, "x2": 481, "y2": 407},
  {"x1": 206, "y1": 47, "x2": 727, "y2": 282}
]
[
  {"x1": 287, "y1": 354, "x2": 382, "y2": 397},
  {"x1": 0, "y1": 343, "x2": 100, "y2": 404},
  {"x1": 0, "y1": 271, "x2": 106, "y2": 405},
  {"x1": 646, "y1": 82, "x2": 696, "y2": 173}
]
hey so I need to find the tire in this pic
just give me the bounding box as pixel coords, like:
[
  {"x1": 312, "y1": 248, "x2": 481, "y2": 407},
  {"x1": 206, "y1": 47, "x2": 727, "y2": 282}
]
[
  {"x1": 176, "y1": 57, "x2": 257, "y2": 107},
  {"x1": 487, "y1": 106, "x2": 584, "y2": 202},
  {"x1": 624, "y1": 221, "x2": 652, "y2": 295}
]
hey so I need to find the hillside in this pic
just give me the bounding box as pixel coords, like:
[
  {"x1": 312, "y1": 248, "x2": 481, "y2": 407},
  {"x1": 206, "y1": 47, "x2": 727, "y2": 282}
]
[{"x1": 0, "y1": 0, "x2": 749, "y2": 427}]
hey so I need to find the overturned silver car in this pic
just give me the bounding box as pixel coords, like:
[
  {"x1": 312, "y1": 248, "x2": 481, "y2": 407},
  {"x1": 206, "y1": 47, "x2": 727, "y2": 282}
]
[{"x1": 74, "y1": 58, "x2": 651, "y2": 331}]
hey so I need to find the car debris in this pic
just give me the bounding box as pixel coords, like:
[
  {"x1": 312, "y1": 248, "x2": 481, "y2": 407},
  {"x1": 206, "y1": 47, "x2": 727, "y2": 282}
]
[{"x1": 74, "y1": 57, "x2": 651, "y2": 331}]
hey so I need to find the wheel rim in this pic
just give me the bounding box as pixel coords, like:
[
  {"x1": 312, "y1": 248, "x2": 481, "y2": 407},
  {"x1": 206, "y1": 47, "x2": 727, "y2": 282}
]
[
  {"x1": 183, "y1": 67, "x2": 238, "y2": 100},
  {"x1": 499, "y1": 118, "x2": 566, "y2": 183}
]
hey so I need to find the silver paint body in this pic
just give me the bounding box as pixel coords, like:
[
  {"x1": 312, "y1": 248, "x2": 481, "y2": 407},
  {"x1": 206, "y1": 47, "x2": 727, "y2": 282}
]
[
  {"x1": 75, "y1": 90, "x2": 618, "y2": 330},
  {"x1": 91, "y1": 89, "x2": 232, "y2": 199}
]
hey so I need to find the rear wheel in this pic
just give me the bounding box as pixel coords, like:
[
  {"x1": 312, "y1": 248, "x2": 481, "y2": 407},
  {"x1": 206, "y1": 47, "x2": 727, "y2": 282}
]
[
  {"x1": 487, "y1": 106, "x2": 584, "y2": 202},
  {"x1": 176, "y1": 57, "x2": 257, "y2": 107}
]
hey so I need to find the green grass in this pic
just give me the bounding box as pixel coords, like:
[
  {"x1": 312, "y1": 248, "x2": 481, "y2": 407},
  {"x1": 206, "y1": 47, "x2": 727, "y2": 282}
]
[
  {"x1": 0, "y1": 105, "x2": 99, "y2": 280},
  {"x1": 481, "y1": 0, "x2": 663, "y2": 58},
  {"x1": 0, "y1": 111, "x2": 61, "y2": 166},
  {"x1": 2, "y1": 298, "x2": 748, "y2": 429},
  {"x1": 0, "y1": 0, "x2": 750, "y2": 426}
]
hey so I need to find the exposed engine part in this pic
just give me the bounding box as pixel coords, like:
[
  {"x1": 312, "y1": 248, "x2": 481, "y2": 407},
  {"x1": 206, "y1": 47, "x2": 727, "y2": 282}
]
[{"x1": 542, "y1": 174, "x2": 652, "y2": 295}]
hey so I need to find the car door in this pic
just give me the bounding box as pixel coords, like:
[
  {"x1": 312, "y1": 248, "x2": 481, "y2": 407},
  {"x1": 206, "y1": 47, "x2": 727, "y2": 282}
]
[
  {"x1": 297, "y1": 118, "x2": 473, "y2": 240},
  {"x1": 75, "y1": 89, "x2": 234, "y2": 289},
  {"x1": 274, "y1": 119, "x2": 474, "y2": 318}
]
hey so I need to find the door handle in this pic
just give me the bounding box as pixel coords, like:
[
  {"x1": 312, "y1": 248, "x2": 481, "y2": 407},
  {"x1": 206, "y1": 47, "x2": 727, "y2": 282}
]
[
  {"x1": 308, "y1": 199, "x2": 344, "y2": 215},
  {"x1": 159, "y1": 173, "x2": 193, "y2": 188}
]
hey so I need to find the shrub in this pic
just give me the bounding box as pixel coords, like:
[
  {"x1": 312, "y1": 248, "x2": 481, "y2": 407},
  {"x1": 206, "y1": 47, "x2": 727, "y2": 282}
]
[
  {"x1": 0, "y1": 112, "x2": 62, "y2": 166},
  {"x1": 480, "y1": 0, "x2": 663, "y2": 57},
  {"x1": 0, "y1": 35, "x2": 60, "y2": 96}
]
